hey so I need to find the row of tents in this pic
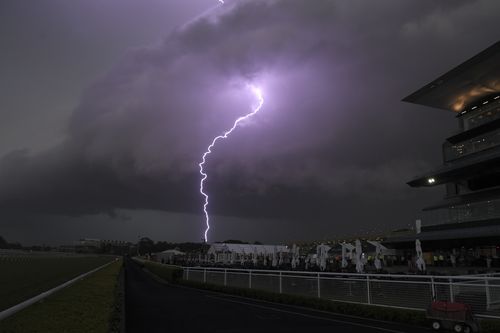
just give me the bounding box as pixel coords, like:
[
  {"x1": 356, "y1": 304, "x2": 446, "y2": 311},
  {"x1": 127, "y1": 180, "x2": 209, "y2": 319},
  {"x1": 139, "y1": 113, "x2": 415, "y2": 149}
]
[
  {"x1": 201, "y1": 241, "x2": 398, "y2": 272},
  {"x1": 153, "y1": 239, "x2": 430, "y2": 273}
]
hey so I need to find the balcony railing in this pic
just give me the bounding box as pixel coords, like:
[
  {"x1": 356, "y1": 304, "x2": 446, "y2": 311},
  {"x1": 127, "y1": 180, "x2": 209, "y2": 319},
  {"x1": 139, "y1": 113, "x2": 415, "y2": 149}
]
[
  {"x1": 423, "y1": 199, "x2": 500, "y2": 225},
  {"x1": 443, "y1": 129, "x2": 500, "y2": 162},
  {"x1": 463, "y1": 99, "x2": 500, "y2": 131}
]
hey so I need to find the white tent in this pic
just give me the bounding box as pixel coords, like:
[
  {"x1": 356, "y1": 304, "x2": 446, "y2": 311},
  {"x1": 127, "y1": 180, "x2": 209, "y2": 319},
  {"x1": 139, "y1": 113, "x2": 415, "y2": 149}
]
[
  {"x1": 156, "y1": 249, "x2": 185, "y2": 264},
  {"x1": 207, "y1": 243, "x2": 289, "y2": 264}
]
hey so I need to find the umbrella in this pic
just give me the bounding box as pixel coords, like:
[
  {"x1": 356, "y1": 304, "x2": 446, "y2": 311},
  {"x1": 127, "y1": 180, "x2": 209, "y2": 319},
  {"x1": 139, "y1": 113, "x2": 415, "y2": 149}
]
[
  {"x1": 272, "y1": 246, "x2": 278, "y2": 267},
  {"x1": 355, "y1": 239, "x2": 364, "y2": 273},
  {"x1": 341, "y1": 242, "x2": 354, "y2": 268},
  {"x1": 230, "y1": 251, "x2": 236, "y2": 264},
  {"x1": 416, "y1": 239, "x2": 426, "y2": 272},
  {"x1": 240, "y1": 248, "x2": 245, "y2": 265},
  {"x1": 252, "y1": 246, "x2": 258, "y2": 266},
  {"x1": 316, "y1": 243, "x2": 331, "y2": 271},
  {"x1": 291, "y1": 244, "x2": 300, "y2": 269}
]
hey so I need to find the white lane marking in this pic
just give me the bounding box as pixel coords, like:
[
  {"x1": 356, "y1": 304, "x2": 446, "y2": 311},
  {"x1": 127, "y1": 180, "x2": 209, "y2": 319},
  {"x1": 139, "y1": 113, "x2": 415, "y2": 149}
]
[{"x1": 205, "y1": 295, "x2": 410, "y2": 333}]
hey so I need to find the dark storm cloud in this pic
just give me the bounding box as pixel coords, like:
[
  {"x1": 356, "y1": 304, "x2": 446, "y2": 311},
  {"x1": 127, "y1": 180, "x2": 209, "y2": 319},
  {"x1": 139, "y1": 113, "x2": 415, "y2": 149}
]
[{"x1": 1, "y1": 0, "x2": 500, "y2": 233}]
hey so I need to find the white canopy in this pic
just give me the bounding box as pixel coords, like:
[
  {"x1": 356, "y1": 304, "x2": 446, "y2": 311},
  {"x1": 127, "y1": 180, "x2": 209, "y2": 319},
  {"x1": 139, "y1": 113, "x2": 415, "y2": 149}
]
[
  {"x1": 160, "y1": 249, "x2": 185, "y2": 255},
  {"x1": 207, "y1": 243, "x2": 288, "y2": 256}
]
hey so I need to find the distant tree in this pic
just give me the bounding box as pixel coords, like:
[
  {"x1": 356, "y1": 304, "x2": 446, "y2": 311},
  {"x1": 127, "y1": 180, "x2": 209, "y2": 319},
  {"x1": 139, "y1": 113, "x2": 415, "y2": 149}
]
[
  {"x1": 253, "y1": 241, "x2": 263, "y2": 245},
  {"x1": 7, "y1": 242, "x2": 22, "y2": 250},
  {"x1": 0, "y1": 236, "x2": 23, "y2": 250},
  {"x1": 138, "y1": 237, "x2": 155, "y2": 255},
  {"x1": 100, "y1": 242, "x2": 112, "y2": 254},
  {"x1": 176, "y1": 242, "x2": 204, "y2": 253},
  {"x1": 153, "y1": 241, "x2": 174, "y2": 253},
  {"x1": 146, "y1": 241, "x2": 207, "y2": 254},
  {"x1": 223, "y1": 239, "x2": 248, "y2": 244},
  {"x1": 0, "y1": 236, "x2": 7, "y2": 248}
]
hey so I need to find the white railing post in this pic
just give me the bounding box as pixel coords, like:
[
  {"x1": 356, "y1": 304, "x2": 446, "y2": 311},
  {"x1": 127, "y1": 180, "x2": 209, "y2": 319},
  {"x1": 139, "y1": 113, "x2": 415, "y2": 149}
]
[
  {"x1": 186, "y1": 267, "x2": 190, "y2": 281},
  {"x1": 449, "y1": 278, "x2": 454, "y2": 302},
  {"x1": 431, "y1": 276, "x2": 436, "y2": 300},
  {"x1": 249, "y1": 270, "x2": 252, "y2": 289},
  {"x1": 279, "y1": 271, "x2": 282, "y2": 294},
  {"x1": 224, "y1": 269, "x2": 227, "y2": 286},
  {"x1": 317, "y1": 273, "x2": 321, "y2": 298},
  {"x1": 367, "y1": 275, "x2": 371, "y2": 304},
  {"x1": 203, "y1": 268, "x2": 207, "y2": 283}
]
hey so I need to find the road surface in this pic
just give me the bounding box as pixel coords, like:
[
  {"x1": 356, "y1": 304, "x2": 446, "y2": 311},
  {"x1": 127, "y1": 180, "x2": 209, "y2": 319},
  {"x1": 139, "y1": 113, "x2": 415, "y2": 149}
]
[{"x1": 125, "y1": 259, "x2": 428, "y2": 333}]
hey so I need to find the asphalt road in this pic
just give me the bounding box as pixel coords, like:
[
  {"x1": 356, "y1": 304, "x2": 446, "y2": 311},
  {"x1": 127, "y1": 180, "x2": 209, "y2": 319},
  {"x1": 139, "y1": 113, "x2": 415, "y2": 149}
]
[{"x1": 125, "y1": 260, "x2": 428, "y2": 333}]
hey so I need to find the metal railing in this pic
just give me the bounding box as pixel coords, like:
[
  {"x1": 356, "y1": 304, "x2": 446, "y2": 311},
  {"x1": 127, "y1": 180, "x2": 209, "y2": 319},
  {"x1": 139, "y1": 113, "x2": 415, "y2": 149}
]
[{"x1": 183, "y1": 266, "x2": 500, "y2": 318}]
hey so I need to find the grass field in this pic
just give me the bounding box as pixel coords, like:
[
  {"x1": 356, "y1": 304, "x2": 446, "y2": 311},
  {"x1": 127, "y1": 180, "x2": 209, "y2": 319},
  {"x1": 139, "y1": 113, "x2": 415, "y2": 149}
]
[
  {"x1": 0, "y1": 254, "x2": 115, "y2": 311},
  {"x1": 0, "y1": 258, "x2": 123, "y2": 333}
]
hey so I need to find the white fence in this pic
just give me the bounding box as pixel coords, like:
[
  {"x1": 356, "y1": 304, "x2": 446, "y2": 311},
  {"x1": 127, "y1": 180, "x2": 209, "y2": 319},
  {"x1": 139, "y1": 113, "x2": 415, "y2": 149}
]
[{"x1": 183, "y1": 267, "x2": 500, "y2": 318}]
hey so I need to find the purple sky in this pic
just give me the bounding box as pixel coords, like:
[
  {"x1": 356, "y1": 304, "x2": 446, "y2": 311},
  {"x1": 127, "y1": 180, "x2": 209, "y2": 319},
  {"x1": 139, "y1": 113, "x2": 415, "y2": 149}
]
[{"x1": 1, "y1": 0, "x2": 500, "y2": 245}]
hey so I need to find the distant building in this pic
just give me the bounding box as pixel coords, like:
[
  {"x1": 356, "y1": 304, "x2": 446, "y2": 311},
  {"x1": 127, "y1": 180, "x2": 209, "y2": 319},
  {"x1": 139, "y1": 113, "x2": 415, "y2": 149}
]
[
  {"x1": 156, "y1": 249, "x2": 185, "y2": 264},
  {"x1": 396, "y1": 41, "x2": 500, "y2": 259},
  {"x1": 60, "y1": 238, "x2": 101, "y2": 253},
  {"x1": 58, "y1": 245, "x2": 77, "y2": 253},
  {"x1": 58, "y1": 238, "x2": 132, "y2": 254}
]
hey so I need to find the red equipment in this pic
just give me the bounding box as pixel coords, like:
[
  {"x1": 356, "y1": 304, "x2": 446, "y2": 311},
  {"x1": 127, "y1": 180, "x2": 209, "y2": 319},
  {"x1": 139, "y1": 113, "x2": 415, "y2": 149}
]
[{"x1": 427, "y1": 301, "x2": 479, "y2": 332}]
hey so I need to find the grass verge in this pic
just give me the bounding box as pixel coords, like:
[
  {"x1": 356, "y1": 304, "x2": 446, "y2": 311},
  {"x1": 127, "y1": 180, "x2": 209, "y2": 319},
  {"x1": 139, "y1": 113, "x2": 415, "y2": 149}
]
[
  {"x1": 0, "y1": 258, "x2": 124, "y2": 333},
  {"x1": 0, "y1": 255, "x2": 115, "y2": 311},
  {"x1": 480, "y1": 319, "x2": 500, "y2": 333},
  {"x1": 137, "y1": 259, "x2": 183, "y2": 283}
]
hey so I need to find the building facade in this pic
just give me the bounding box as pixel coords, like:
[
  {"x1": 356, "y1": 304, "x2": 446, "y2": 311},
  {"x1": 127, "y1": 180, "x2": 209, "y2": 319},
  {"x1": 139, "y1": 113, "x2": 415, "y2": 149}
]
[{"x1": 403, "y1": 41, "x2": 500, "y2": 254}]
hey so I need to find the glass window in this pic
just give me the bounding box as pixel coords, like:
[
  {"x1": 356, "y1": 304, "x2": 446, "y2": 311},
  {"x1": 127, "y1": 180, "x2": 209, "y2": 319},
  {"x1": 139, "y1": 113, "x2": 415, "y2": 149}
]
[
  {"x1": 443, "y1": 128, "x2": 500, "y2": 161},
  {"x1": 463, "y1": 100, "x2": 500, "y2": 131}
]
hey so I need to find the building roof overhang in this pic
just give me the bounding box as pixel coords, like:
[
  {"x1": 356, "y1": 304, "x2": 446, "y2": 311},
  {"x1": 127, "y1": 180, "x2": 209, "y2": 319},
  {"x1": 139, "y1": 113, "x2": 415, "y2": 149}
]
[
  {"x1": 407, "y1": 145, "x2": 500, "y2": 187},
  {"x1": 384, "y1": 222, "x2": 500, "y2": 244},
  {"x1": 402, "y1": 41, "x2": 500, "y2": 112}
]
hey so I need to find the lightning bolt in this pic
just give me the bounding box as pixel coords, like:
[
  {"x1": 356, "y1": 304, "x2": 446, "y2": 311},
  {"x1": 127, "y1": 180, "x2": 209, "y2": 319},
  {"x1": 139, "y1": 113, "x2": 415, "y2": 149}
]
[{"x1": 199, "y1": 85, "x2": 264, "y2": 242}]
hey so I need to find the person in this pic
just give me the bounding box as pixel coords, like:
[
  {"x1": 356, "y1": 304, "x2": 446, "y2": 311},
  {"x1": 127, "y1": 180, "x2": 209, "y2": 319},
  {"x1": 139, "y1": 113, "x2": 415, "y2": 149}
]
[
  {"x1": 487, "y1": 256, "x2": 492, "y2": 270},
  {"x1": 450, "y1": 253, "x2": 456, "y2": 268}
]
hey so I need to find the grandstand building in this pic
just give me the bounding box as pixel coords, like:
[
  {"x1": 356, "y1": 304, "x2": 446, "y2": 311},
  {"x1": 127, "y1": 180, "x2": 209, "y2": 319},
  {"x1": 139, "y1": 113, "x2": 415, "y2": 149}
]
[{"x1": 389, "y1": 41, "x2": 500, "y2": 261}]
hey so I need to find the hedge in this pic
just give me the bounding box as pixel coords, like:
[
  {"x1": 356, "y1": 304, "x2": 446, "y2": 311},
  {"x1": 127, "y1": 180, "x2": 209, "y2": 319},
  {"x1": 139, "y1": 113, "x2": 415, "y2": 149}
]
[{"x1": 137, "y1": 260, "x2": 183, "y2": 283}]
